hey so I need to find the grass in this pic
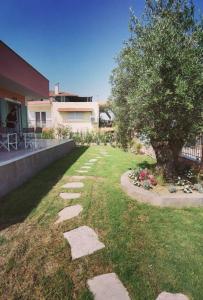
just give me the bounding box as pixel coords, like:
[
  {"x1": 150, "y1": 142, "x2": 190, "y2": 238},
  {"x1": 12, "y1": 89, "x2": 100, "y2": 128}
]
[{"x1": 0, "y1": 146, "x2": 202, "y2": 299}]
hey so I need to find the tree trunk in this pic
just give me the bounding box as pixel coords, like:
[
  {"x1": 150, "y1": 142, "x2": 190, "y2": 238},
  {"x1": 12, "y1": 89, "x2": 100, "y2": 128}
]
[{"x1": 151, "y1": 140, "x2": 183, "y2": 180}]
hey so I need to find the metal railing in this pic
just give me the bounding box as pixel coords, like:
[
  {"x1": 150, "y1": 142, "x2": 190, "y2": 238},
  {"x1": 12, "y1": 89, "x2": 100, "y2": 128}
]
[{"x1": 180, "y1": 135, "x2": 203, "y2": 162}]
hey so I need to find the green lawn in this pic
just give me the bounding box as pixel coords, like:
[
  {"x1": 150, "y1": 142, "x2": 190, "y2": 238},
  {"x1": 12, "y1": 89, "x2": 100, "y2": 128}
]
[{"x1": 0, "y1": 146, "x2": 202, "y2": 300}]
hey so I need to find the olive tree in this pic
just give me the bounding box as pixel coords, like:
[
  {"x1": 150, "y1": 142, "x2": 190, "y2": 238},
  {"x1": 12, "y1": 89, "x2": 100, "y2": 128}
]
[{"x1": 111, "y1": 0, "x2": 203, "y2": 178}]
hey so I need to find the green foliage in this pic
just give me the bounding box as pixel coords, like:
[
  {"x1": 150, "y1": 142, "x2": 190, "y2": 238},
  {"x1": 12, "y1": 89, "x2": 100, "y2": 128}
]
[
  {"x1": 71, "y1": 131, "x2": 116, "y2": 145},
  {"x1": 42, "y1": 128, "x2": 55, "y2": 139},
  {"x1": 111, "y1": 0, "x2": 203, "y2": 177},
  {"x1": 55, "y1": 125, "x2": 71, "y2": 139}
]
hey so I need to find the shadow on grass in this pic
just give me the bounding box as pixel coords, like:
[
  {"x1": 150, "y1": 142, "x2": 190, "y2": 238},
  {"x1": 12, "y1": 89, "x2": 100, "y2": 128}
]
[
  {"x1": 137, "y1": 160, "x2": 156, "y2": 171},
  {"x1": 0, "y1": 146, "x2": 88, "y2": 231}
]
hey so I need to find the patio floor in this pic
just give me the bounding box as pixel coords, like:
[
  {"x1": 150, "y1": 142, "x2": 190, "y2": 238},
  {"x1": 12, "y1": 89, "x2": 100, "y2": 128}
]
[{"x1": 0, "y1": 139, "x2": 66, "y2": 166}]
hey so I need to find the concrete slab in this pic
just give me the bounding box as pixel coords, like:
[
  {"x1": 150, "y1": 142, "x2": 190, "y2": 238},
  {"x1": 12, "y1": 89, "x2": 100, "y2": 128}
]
[
  {"x1": 60, "y1": 192, "x2": 81, "y2": 200},
  {"x1": 62, "y1": 182, "x2": 84, "y2": 188},
  {"x1": 55, "y1": 205, "x2": 83, "y2": 224},
  {"x1": 89, "y1": 159, "x2": 97, "y2": 162},
  {"x1": 81, "y1": 166, "x2": 91, "y2": 169},
  {"x1": 77, "y1": 170, "x2": 88, "y2": 173},
  {"x1": 87, "y1": 273, "x2": 130, "y2": 300},
  {"x1": 63, "y1": 225, "x2": 105, "y2": 259},
  {"x1": 156, "y1": 292, "x2": 189, "y2": 300}
]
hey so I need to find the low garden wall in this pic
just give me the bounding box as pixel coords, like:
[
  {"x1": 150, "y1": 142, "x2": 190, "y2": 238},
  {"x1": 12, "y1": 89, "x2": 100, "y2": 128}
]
[{"x1": 121, "y1": 171, "x2": 203, "y2": 208}]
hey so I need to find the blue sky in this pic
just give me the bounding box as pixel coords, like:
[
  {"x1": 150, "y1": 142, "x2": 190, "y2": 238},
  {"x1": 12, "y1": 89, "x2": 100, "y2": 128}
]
[{"x1": 0, "y1": 0, "x2": 202, "y2": 101}]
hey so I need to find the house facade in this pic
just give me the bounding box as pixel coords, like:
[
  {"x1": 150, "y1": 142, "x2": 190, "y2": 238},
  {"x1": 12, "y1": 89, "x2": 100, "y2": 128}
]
[
  {"x1": 0, "y1": 41, "x2": 49, "y2": 132},
  {"x1": 27, "y1": 86, "x2": 99, "y2": 132}
]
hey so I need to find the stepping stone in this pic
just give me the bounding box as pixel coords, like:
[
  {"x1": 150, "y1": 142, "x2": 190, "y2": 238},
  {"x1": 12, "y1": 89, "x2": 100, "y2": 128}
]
[
  {"x1": 89, "y1": 159, "x2": 97, "y2": 162},
  {"x1": 55, "y1": 205, "x2": 83, "y2": 224},
  {"x1": 87, "y1": 273, "x2": 130, "y2": 300},
  {"x1": 67, "y1": 176, "x2": 86, "y2": 180},
  {"x1": 63, "y1": 225, "x2": 105, "y2": 259},
  {"x1": 62, "y1": 182, "x2": 84, "y2": 189},
  {"x1": 60, "y1": 192, "x2": 81, "y2": 200},
  {"x1": 156, "y1": 292, "x2": 189, "y2": 300},
  {"x1": 85, "y1": 162, "x2": 94, "y2": 165},
  {"x1": 81, "y1": 166, "x2": 91, "y2": 169},
  {"x1": 77, "y1": 170, "x2": 88, "y2": 173}
]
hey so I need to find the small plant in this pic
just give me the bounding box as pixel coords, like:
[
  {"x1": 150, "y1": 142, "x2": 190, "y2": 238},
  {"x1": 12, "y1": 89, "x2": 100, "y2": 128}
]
[
  {"x1": 168, "y1": 185, "x2": 177, "y2": 193},
  {"x1": 128, "y1": 171, "x2": 136, "y2": 179},
  {"x1": 42, "y1": 128, "x2": 55, "y2": 139},
  {"x1": 56, "y1": 124, "x2": 71, "y2": 139},
  {"x1": 139, "y1": 169, "x2": 149, "y2": 181},
  {"x1": 143, "y1": 180, "x2": 151, "y2": 190},
  {"x1": 183, "y1": 185, "x2": 193, "y2": 193},
  {"x1": 148, "y1": 174, "x2": 157, "y2": 186},
  {"x1": 133, "y1": 180, "x2": 141, "y2": 187}
]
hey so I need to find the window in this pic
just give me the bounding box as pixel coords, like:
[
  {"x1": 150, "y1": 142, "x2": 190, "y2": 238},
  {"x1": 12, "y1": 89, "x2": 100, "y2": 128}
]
[
  {"x1": 35, "y1": 112, "x2": 46, "y2": 127},
  {"x1": 67, "y1": 112, "x2": 84, "y2": 120}
]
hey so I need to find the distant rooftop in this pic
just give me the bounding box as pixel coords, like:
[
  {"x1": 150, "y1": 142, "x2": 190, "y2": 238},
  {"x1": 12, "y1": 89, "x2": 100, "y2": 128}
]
[{"x1": 49, "y1": 90, "x2": 78, "y2": 97}]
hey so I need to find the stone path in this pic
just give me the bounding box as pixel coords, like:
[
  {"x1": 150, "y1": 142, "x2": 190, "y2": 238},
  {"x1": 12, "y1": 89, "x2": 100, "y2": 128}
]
[
  {"x1": 77, "y1": 170, "x2": 88, "y2": 173},
  {"x1": 55, "y1": 205, "x2": 83, "y2": 224},
  {"x1": 60, "y1": 192, "x2": 81, "y2": 200},
  {"x1": 63, "y1": 225, "x2": 105, "y2": 259},
  {"x1": 66, "y1": 175, "x2": 86, "y2": 180},
  {"x1": 87, "y1": 273, "x2": 130, "y2": 300},
  {"x1": 62, "y1": 182, "x2": 84, "y2": 189},
  {"x1": 156, "y1": 292, "x2": 189, "y2": 300},
  {"x1": 56, "y1": 151, "x2": 192, "y2": 299}
]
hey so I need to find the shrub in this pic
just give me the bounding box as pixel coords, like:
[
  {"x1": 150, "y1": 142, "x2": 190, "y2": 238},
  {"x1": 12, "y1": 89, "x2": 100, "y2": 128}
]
[
  {"x1": 183, "y1": 185, "x2": 193, "y2": 193},
  {"x1": 56, "y1": 125, "x2": 71, "y2": 139},
  {"x1": 139, "y1": 169, "x2": 149, "y2": 181},
  {"x1": 42, "y1": 128, "x2": 55, "y2": 139},
  {"x1": 148, "y1": 174, "x2": 157, "y2": 186}
]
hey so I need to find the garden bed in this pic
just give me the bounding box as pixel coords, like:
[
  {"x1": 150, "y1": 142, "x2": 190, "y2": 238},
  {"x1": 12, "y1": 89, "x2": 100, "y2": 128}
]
[{"x1": 121, "y1": 171, "x2": 203, "y2": 208}]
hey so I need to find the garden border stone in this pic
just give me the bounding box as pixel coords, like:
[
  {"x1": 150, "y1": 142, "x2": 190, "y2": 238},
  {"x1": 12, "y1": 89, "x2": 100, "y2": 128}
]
[{"x1": 121, "y1": 171, "x2": 203, "y2": 208}]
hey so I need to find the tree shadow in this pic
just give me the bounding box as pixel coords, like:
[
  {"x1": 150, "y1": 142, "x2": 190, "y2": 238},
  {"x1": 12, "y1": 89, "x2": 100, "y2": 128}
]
[
  {"x1": 0, "y1": 146, "x2": 88, "y2": 231},
  {"x1": 137, "y1": 160, "x2": 156, "y2": 171}
]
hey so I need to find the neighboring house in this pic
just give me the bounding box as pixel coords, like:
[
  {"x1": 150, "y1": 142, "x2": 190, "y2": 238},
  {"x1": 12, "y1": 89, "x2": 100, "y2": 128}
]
[
  {"x1": 0, "y1": 40, "x2": 49, "y2": 132},
  {"x1": 28, "y1": 84, "x2": 99, "y2": 132}
]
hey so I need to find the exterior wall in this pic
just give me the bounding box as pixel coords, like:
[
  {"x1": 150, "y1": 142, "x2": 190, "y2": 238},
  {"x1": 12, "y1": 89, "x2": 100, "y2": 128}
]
[
  {"x1": 27, "y1": 101, "x2": 52, "y2": 128},
  {"x1": 0, "y1": 140, "x2": 75, "y2": 198},
  {"x1": 27, "y1": 101, "x2": 99, "y2": 132},
  {"x1": 52, "y1": 101, "x2": 99, "y2": 132},
  {"x1": 0, "y1": 41, "x2": 49, "y2": 99}
]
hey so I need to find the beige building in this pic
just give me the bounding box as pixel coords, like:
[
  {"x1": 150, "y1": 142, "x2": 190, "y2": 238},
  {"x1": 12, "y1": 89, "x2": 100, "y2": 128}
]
[{"x1": 27, "y1": 87, "x2": 99, "y2": 132}]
